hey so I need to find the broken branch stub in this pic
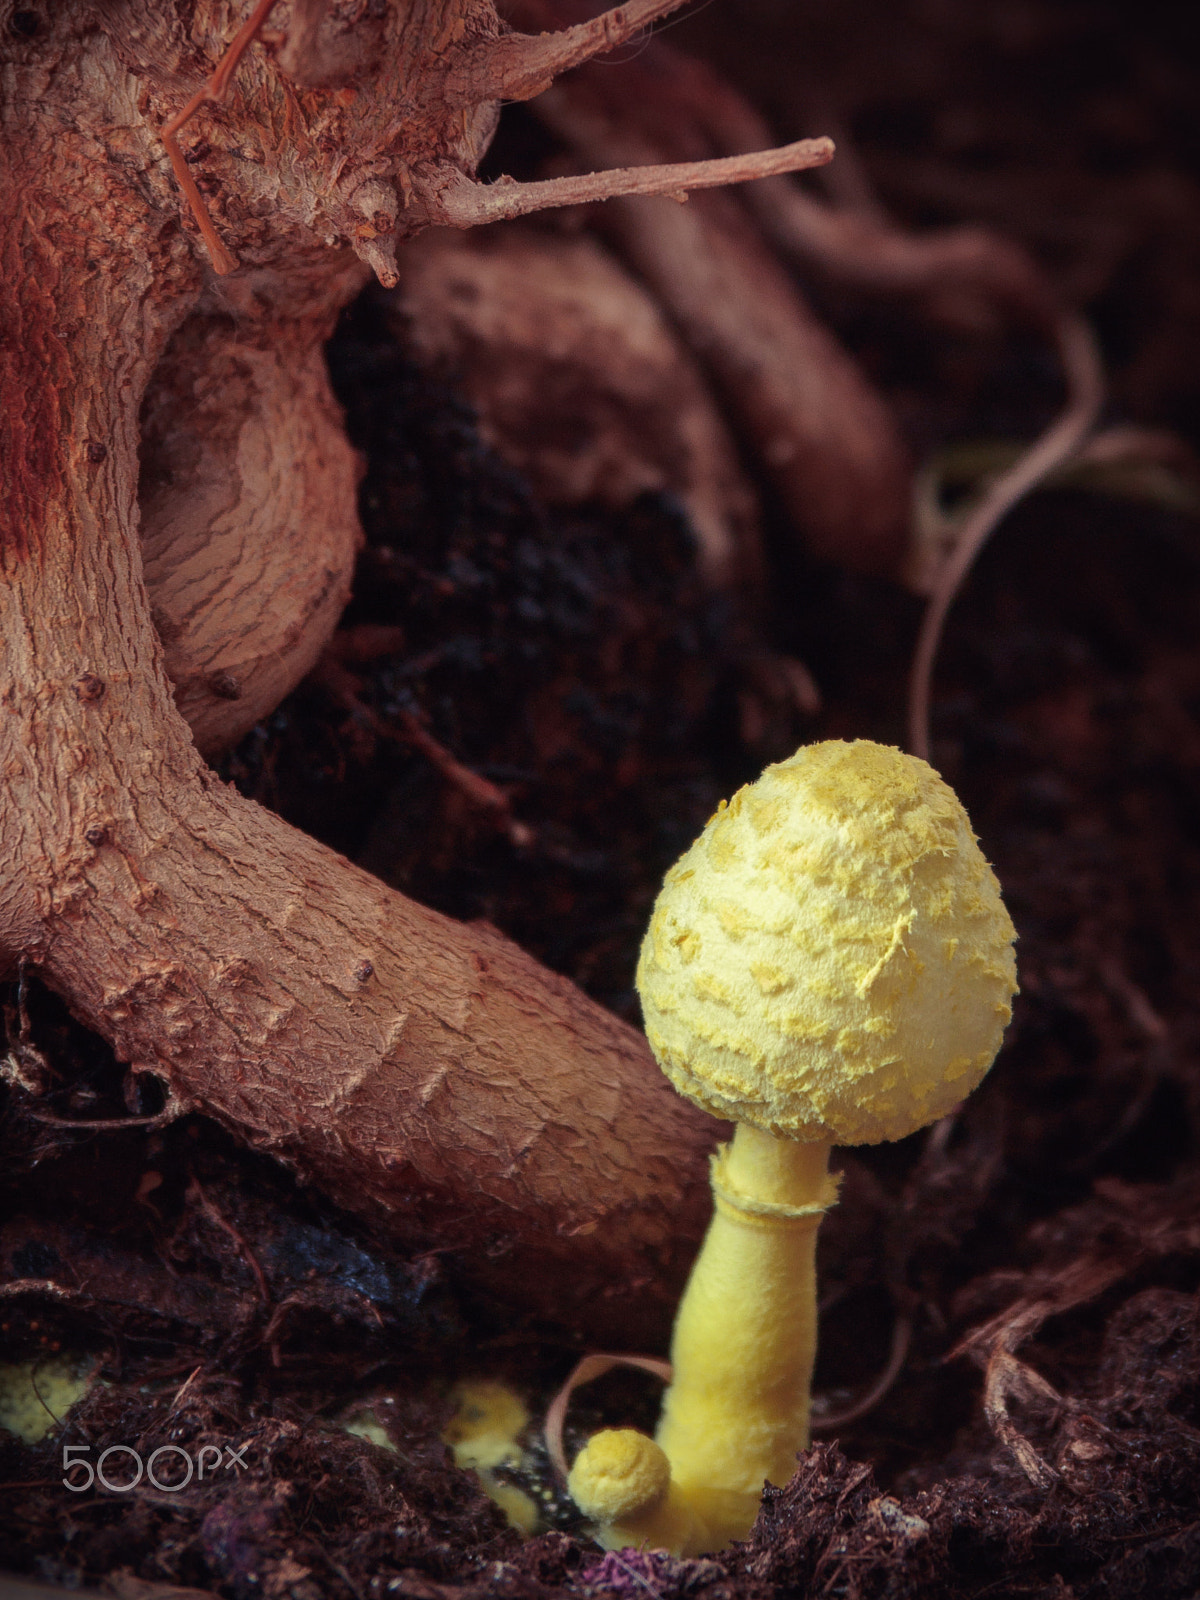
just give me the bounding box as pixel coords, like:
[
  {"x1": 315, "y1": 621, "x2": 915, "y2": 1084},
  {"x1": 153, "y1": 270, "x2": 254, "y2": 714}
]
[
  {"x1": 3, "y1": 0, "x2": 858, "y2": 1339},
  {"x1": 429, "y1": 137, "x2": 835, "y2": 227},
  {"x1": 453, "y1": 0, "x2": 697, "y2": 104}
]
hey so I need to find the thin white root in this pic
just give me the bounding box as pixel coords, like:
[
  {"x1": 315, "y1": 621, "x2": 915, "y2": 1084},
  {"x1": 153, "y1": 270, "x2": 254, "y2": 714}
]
[{"x1": 544, "y1": 1352, "x2": 672, "y2": 1481}]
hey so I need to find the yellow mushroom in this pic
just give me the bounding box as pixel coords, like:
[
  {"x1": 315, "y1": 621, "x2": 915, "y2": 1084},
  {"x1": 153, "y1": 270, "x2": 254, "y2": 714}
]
[
  {"x1": 569, "y1": 739, "x2": 1017, "y2": 1555},
  {"x1": 567, "y1": 1428, "x2": 702, "y2": 1554}
]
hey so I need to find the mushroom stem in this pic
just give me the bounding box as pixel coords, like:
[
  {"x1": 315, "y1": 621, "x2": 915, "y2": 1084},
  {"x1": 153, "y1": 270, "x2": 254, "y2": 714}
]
[{"x1": 654, "y1": 1123, "x2": 839, "y2": 1549}]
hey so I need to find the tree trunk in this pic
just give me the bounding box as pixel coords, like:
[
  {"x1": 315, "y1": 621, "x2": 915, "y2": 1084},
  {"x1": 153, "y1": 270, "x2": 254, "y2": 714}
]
[{"x1": 3, "y1": 0, "x2": 777, "y2": 1342}]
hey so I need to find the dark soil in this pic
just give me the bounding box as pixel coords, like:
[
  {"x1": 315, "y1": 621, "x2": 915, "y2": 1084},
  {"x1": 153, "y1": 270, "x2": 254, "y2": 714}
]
[{"x1": 4, "y1": 1, "x2": 1200, "y2": 1596}]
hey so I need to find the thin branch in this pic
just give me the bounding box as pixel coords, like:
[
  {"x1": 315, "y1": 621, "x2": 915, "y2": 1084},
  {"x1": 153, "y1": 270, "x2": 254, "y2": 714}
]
[
  {"x1": 543, "y1": 1351, "x2": 672, "y2": 1481},
  {"x1": 0, "y1": 1278, "x2": 89, "y2": 1303},
  {"x1": 2, "y1": 954, "x2": 56, "y2": 1093},
  {"x1": 168, "y1": 1364, "x2": 206, "y2": 1414},
  {"x1": 159, "y1": 0, "x2": 280, "y2": 276},
  {"x1": 392, "y1": 709, "x2": 535, "y2": 849},
  {"x1": 983, "y1": 1349, "x2": 1062, "y2": 1489},
  {"x1": 312, "y1": 644, "x2": 534, "y2": 848},
  {"x1": 28, "y1": 1105, "x2": 181, "y2": 1132},
  {"x1": 455, "y1": 0, "x2": 694, "y2": 105},
  {"x1": 601, "y1": 1552, "x2": 665, "y2": 1600},
  {"x1": 432, "y1": 135, "x2": 835, "y2": 227},
  {"x1": 187, "y1": 1176, "x2": 271, "y2": 1304},
  {"x1": 907, "y1": 313, "x2": 1104, "y2": 762},
  {"x1": 749, "y1": 177, "x2": 1056, "y2": 331},
  {"x1": 811, "y1": 1313, "x2": 912, "y2": 1433}
]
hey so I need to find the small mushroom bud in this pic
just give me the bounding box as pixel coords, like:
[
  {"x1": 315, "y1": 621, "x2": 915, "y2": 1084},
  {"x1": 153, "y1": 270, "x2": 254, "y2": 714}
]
[
  {"x1": 568, "y1": 1429, "x2": 701, "y2": 1554},
  {"x1": 571, "y1": 740, "x2": 1017, "y2": 1554}
]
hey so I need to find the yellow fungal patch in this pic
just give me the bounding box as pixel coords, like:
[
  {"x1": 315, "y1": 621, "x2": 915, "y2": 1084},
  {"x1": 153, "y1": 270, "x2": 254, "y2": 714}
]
[
  {"x1": 862, "y1": 1014, "x2": 895, "y2": 1037},
  {"x1": 442, "y1": 1379, "x2": 539, "y2": 1536},
  {"x1": 487, "y1": 1480, "x2": 540, "y2": 1535},
  {"x1": 691, "y1": 970, "x2": 734, "y2": 1006},
  {"x1": 443, "y1": 1378, "x2": 528, "y2": 1471},
  {"x1": 0, "y1": 1358, "x2": 95, "y2": 1444},
  {"x1": 343, "y1": 1411, "x2": 397, "y2": 1453},
  {"x1": 716, "y1": 901, "x2": 753, "y2": 940}
]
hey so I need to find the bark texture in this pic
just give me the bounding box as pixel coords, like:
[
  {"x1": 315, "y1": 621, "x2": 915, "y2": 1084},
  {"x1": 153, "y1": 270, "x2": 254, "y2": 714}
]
[
  {"x1": 0, "y1": 0, "x2": 754, "y2": 1341},
  {"x1": 139, "y1": 260, "x2": 367, "y2": 756}
]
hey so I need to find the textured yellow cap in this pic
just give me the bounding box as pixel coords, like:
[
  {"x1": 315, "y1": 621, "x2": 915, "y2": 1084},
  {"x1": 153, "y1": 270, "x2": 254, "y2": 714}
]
[
  {"x1": 568, "y1": 1428, "x2": 672, "y2": 1522},
  {"x1": 636, "y1": 740, "x2": 1017, "y2": 1145}
]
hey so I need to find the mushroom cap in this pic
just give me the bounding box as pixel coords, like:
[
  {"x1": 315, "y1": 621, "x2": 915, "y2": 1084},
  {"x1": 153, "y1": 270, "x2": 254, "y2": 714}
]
[
  {"x1": 568, "y1": 1428, "x2": 672, "y2": 1522},
  {"x1": 636, "y1": 740, "x2": 1017, "y2": 1146}
]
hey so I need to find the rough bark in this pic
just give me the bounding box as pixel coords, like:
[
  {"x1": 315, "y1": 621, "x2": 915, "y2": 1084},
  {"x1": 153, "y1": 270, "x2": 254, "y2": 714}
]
[
  {"x1": 139, "y1": 260, "x2": 367, "y2": 756},
  {"x1": 4, "y1": 0, "x2": 840, "y2": 1340}
]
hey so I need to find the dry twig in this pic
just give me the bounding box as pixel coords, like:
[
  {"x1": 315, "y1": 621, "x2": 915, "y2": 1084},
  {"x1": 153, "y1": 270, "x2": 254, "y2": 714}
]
[
  {"x1": 908, "y1": 314, "x2": 1105, "y2": 760},
  {"x1": 952, "y1": 1181, "x2": 1200, "y2": 1484}
]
